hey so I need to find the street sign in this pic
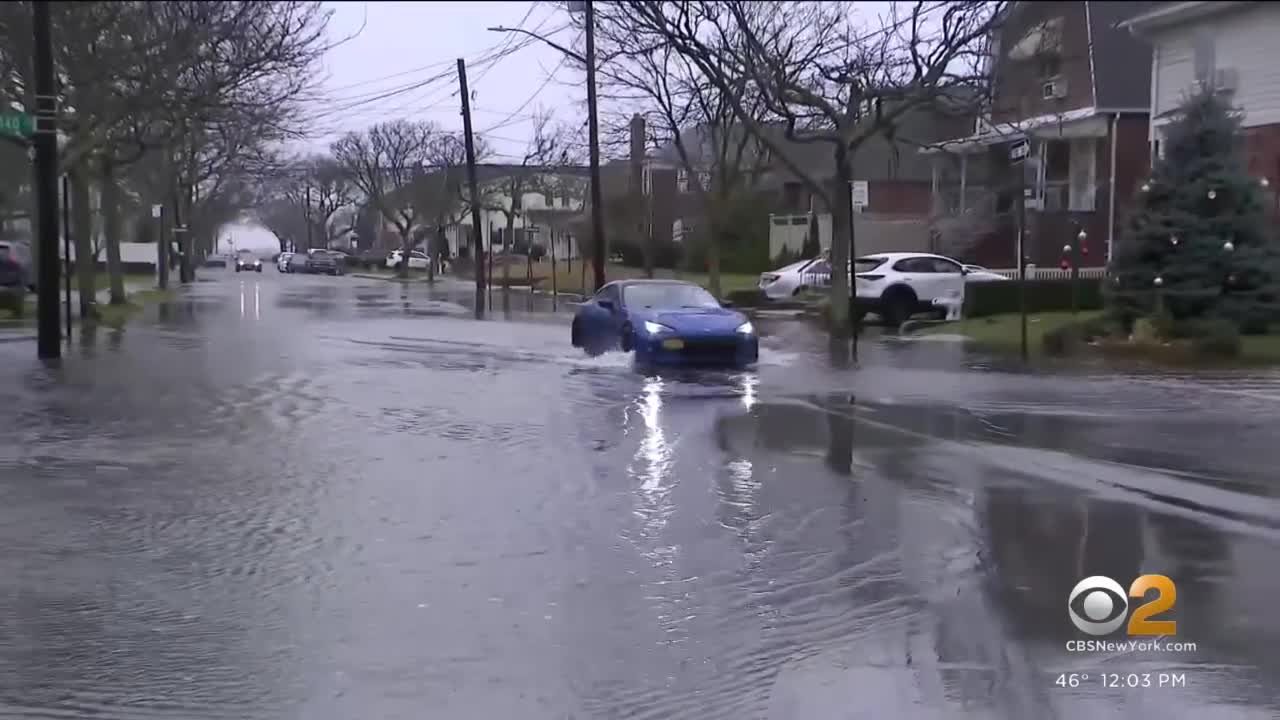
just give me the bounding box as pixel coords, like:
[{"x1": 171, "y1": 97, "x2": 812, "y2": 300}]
[
  {"x1": 0, "y1": 112, "x2": 33, "y2": 139},
  {"x1": 1010, "y1": 139, "x2": 1030, "y2": 163},
  {"x1": 151, "y1": 204, "x2": 163, "y2": 218},
  {"x1": 851, "y1": 180, "x2": 869, "y2": 208}
]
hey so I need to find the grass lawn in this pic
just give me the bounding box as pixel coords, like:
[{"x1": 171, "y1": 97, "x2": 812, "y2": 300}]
[
  {"x1": 916, "y1": 311, "x2": 1100, "y2": 354},
  {"x1": 95, "y1": 288, "x2": 173, "y2": 328},
  {"x1": 91, "y1": 271, "x2": 158, "y2": 292},
  {"x1": 917, "y1": 310, "x2": 1280, "y2": 364}
]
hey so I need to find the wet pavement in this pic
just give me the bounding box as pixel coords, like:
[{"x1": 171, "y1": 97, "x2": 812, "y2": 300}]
[{"x1": 1, "y1": 269, "x2": 1279, "y2": 719}]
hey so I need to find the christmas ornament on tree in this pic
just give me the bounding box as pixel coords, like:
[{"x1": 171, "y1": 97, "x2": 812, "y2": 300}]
[{"x1": 1108, "y1": 88, "x2": 1280, "y2": 333}]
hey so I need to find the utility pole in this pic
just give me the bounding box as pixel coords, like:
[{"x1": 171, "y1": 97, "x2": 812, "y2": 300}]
[
  {"x1": 173, "y1": 183, "x2": 188, "y2": 284},
  {"x1": 156, "y1": 201, "x2": 169, "y2": 290},
  {"x1": 585, "y1": 0, "x2": 606, "y2": 293},
  {"x1": 629, "y1": 114, "x2": 650, "y2": 278},
  {"x1": 304, "y1": 185, "x2": 313, "y2": 251},
  {"x1": 61, "y1": 176, "x2": 71, "y2": 341},
  {"x1": 458, "y1": 57, "x2": 486, "y2": 316},
  {"x1": 32, "y1": 0, "x2": 61, "y2": 359}
]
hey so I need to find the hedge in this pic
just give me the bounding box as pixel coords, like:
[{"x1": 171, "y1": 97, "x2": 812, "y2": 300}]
[{"x1": 964, "y1": 278, "x2": 1104, "y2": 318}]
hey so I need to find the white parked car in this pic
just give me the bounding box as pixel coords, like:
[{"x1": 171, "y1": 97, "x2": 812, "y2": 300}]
[
  {"x1": 853, "y1": 252, "x2": 977, "y2": 326},
  {"x1": 758, "y1": 258, "x2": 831, "y2": 300},
  {"x1": 385, "y1": 249, "x2": 430, "y2": 270},
  {"x1": 961, "y1": 264, "x2": 1011, "y2": 282}
]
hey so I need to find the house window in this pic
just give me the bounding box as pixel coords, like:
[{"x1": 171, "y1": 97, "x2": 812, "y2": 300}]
[
  {"x1": 1193, "y1": 32, "x2": 1216, "y2": 83},
  {"x1": 676, "y1": 169, "x2": 688, "y2": 193},
  {"x1": 1038, "y1": 138, "x2": 1096, "y2": 212}
]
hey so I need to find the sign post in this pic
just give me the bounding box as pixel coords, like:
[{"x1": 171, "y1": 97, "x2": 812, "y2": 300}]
[{"x1": 1010, "y1": 138, "x2": 1030, "y2": 361}]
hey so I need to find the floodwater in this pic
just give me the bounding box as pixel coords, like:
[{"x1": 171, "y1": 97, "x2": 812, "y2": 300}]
[{"x1": 0, "y1": 270, "x2": 1278, "y2": 719}]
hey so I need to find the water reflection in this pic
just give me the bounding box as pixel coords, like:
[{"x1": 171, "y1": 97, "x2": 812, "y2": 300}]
[{"x1": 627, "y1": 376, "x2": 674, "y2": 545}]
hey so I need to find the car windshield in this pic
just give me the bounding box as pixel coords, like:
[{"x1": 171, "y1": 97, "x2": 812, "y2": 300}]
[
  {"x1": 853, "y1": 257, "x2": 886, "y2": 273},
  {"x1": 623, "y1": 283, "x2": 720, "y2": 309}
]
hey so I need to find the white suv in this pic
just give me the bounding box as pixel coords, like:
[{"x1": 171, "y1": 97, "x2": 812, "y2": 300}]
[{"x1": 853, "y1": 252, "x2": 968, "y2": 326}]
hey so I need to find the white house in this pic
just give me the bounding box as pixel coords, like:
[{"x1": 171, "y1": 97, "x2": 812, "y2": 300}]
[{"x1": 1122, "y1": 1, "x2": 1280, "y2": 201}]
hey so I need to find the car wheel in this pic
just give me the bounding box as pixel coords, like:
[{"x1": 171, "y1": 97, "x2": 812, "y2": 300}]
[
  {"x1": 571, "y1": 318, "x2": 583, "y2": 348},
  {"x1": 793, "y1": 285, "x2": 808, "y2": 297},
  {"x1": 880, "y1": 287, "x2": 916, "y2": 327},
  {"x1": 256, "y1": 267, "x2": 262, "y2": 273},
  {"x1": 620, "y1": 323, "x2": 635, "y2": 352}
]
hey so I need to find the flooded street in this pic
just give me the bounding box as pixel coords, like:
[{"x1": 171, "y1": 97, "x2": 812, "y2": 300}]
[{"x1": 1, "y1": 270, "x2": 1278, "y2": 719}]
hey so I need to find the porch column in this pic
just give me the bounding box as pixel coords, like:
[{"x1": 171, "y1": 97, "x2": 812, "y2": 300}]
[{"x1": 959, "y1": 154, "x2": 968, "y2": 213}]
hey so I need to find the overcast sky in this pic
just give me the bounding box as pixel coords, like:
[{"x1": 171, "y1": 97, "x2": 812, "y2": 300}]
[{"x1": 301, "y1": 1, "x2": 584, "y2": 161}]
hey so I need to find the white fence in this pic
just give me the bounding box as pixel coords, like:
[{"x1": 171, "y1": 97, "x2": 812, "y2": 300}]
[
  {"x1": 769, "y1": 212, "x2": 932, "y2": 259},
  {"x1": 985, "y1": 266, "x2": 1109, "y2": 280}
]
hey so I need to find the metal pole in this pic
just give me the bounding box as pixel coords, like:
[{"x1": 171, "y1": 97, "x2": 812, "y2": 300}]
[
  {"x1": 1015, "y1": 154, "x2": 1028, "y2": 361},
  {"x1": 60, "y1": 175, "x2": 71, "y2": 340},
  {"x1": 33, "y1": 1, "x2": 61, "y2": 359},
  {"x1": 585, "y1": 0, "x2": 606, "y2": 293},
  {"x1": 458, "y1": 57, "x2": 486, "y2": 316},
  {"x1": 304, "y1": 185, "x2": 312, "y2": 251}
]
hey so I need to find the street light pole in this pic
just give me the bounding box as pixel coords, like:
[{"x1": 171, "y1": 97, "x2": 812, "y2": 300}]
[
  {"x1": 489, "y1": 2, "x2": 606, "y2": 292},
  {"x1": 32, "y1": 0, "x2": 61, "y2": 359},
  {"x1": 583, "y1": 0, "x2": 606, "y2": 293}
]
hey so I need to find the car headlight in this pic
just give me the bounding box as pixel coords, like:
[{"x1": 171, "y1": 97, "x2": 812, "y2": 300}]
[
  {"x1": 643, "y1": 320, "x2": 672, "y2": 335},
  {"x1": 736, "y1": 321, "x2": 755, "y2": 335}
]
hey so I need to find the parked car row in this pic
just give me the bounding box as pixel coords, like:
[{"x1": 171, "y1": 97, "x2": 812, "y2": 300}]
[
  {"x1": 0, "y1": 240, "x2": 36, "y2": 293},
  {"x1": 757, "y1": 251, "x2": 1011, "y2": 325},
  {"x1": 276, "y1": 249, "x2": 345, "y2": 276}
]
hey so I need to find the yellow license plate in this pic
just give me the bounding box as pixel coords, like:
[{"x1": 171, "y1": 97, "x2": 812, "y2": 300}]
[{"x1": 661, "y1": 338, "x2": 685, "y2": 350}]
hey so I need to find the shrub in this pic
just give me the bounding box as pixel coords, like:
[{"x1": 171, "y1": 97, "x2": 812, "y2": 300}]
[
  {"x1": 1183, "y1": 317, "x2": 1241, "y2": 358},
  {"x1": 725, "y1": 289, "x2": 764, "y2": 307},
  {"x1": 965, "y1": 278, "x2": 1104, "y2": 318},
  {"x1": 1041, "y1": 315, "x2": 1115, "y2": 355},
  {"x1": 0, "y1": 289, "x2": 22, "y2": 318}
]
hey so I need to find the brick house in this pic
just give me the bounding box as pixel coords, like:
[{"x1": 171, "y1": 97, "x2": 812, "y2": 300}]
[
  {"x1": 924, "y1": 1, "x2": 1157, "y2": 269},
  {"x1": 1120, "y1": 1, "x2": 1280, "y2": 215}
]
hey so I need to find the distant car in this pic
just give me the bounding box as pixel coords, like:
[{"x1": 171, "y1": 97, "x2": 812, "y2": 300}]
[
  {"x1": 961, "y1": 264, "x2": 1011, "y2": 282},
  {"x1": 386, "y1": 249, "x2": 430, "y2": 270},
  {"x1": 235, "y1": 251, "x2": 263, "y2": 273},
  {"x1": 277, "y1": 252, "x2": 294, "y2": 272},
  {"x1": 0, "y1": 241, "x2": 35, "y2": 292},
  {"x1": 305, "y1": 249, "x2": 343, "y2": 276},
  {"x1": 286, "y1": 253, "x2": 310, "y2": 274},
  {"x1": 758, "y1": 257, "x2": 830, "y2": 300},
  {"x1": 571, "y1": 279, "x2": 759, "y2": 368}
]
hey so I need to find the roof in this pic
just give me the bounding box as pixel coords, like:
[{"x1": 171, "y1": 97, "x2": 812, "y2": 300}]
[
  {"x1": 1120, "y1": 1, "x2": 1254, "y2": 32},
  {"x1": 1090, "y1": 2, "x2": 1161, "y2": 108}
]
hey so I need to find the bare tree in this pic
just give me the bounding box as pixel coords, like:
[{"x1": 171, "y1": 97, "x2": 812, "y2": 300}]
[
  {"x1": 619, "y1": 1, "x2": 1004, "y2": 334},
  {"x1": 331, "y1": 120, "x2": 441, "y2": 279},
  {"x1": 478, "y1": 109, "x2": 569, "y2": 289},
  {"x1": 595, "y1": 7, "x2": 771, "y2": 298}
]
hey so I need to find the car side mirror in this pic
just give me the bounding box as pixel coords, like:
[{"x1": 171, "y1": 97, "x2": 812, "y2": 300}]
[
  {"x1": 598, "y1": 299, "x2": 615, "y2": 311},
  {"x1": 720, "y1": 299, "x2": 735, "y2": 308},
  {"x1": 961, "y1": 267, "x2": 971, "y2": 276}
]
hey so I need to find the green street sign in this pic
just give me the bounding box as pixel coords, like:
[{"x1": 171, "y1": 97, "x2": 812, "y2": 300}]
[{"x1": 0, "y1": 112, "x2": 34, "y2": 139}]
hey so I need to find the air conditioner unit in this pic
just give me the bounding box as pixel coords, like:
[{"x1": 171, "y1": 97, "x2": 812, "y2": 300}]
[{"x1": 1041, "y1": 79, "x2": 1068, "y2": 100}]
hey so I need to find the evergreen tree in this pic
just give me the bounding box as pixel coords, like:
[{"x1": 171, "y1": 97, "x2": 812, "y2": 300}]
[{"x1": 1108, "y1": 89, "x2": 1279, "y2": 333}]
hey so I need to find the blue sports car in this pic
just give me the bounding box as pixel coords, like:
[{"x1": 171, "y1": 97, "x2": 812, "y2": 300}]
[{"x1": 571, "y1": 279, "x2": 759, "y2": 367}]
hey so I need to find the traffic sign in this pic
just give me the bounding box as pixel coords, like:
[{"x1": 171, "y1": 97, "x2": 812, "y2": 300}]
[
  {"x1": 1010, "y1": 138, "x2": 1030, "y2": 164},
  {"x1": 0, "y1": 112, "x2": 33, "y2": 139}
]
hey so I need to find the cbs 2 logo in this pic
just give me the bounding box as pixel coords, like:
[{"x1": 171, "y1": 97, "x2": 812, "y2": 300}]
[{"x1": 1068, "y1": 575, "x2": 1177, "y2": 637}]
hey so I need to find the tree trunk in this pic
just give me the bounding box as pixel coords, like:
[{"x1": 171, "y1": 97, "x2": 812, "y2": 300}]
[
  {"x1": 398, "y1": 230, "x2": 412, "y2": 279},
  {"x1": 707, "y1": 217, "x2": 723, "y2": 299},
  {"x1": 69, "y1": 170, "x2": 96, "y2": 319},
  {"x1": 828, "y1": 143, "x2": 854, "y2": 337},
  {"x1": 101, "y1": 157, "x2": 127, "y2": 305},
  {"x1": 503, "y1": 213, "x2": 516, "y2": 292}
]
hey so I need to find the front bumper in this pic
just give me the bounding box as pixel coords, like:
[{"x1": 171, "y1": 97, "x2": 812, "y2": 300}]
[{"x1": 634, "y1": 333, "x2": 759, "y2": 367}]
